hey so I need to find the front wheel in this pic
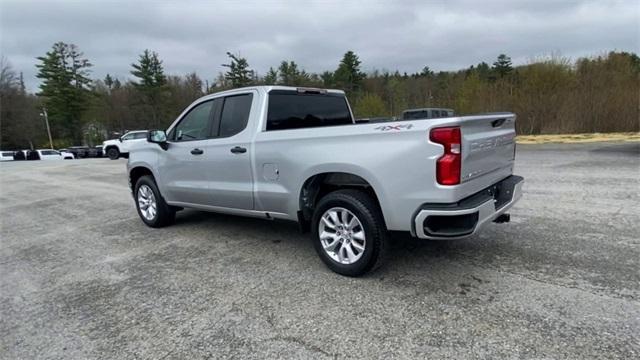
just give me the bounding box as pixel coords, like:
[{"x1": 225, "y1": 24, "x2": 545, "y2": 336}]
[
  {"x1": 134, "y1": 175, "x2": 175, "y2": 228},
  {"x1": 107, "y1": 148, "x2": 119, "y2": 160},
  {"x1": 311, "y1": 189, "x2": 388, "y2": 276}
]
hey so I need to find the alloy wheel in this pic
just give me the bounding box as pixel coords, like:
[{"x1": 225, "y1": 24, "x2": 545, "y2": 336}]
[
  {"x1": 318, "y1": 207, "x2": 366, "y2": 264},
  {"x1": 137, "y1": 184, "x2": 157, "y2": 221}
]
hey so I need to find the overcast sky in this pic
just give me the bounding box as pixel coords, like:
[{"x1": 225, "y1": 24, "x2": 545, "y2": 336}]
[{"x1": 1, "y1": 0, "x2": 638, "y2": 91}]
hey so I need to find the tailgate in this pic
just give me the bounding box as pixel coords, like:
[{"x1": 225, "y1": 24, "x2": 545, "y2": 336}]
[{"x1": 460, "y1": 114, "x2": 516, "y2": 183}]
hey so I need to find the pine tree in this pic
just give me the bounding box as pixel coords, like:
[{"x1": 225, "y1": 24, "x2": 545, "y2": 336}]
[
  {"x1": 68, "y1": 44, "x2": 92, "y2": 89},
  {"x1": 222, "y1": 52, "x2": 253, "y2": 88},
  {"x1": 131, "y1": 50, "x2": 167, "y2": 127},
  {"x1": 476, "y1": 62, "x2": 491, "y2": 81},
  {"x1": 36, "y1": 42, "x2": 92, "y2": 143},
  {"x1": 320, "y1": 71, "x2": 334, "y2": 87},
  {"x1": 419, "y1": 66, "x2": 434, "y2": 77},
  {"x1": 277, "y1": 60, "x2": 310, "y2": 86},
  {"x1": 334, "y1": 51, "x2": 366, "y2": 94},
  {"x1": 278, "y1": 61, "x2": 296, "y2": 85},
  {"x1": 493, "y1": 54, "x2": 513, "y2": 78},
  {"x1": 263, "y1": 67, "x2": 278, "y2": 85},
  {"x1": 131, "y1": 50, "x2": 166, "y2": 90},
  {"x1": 104, "y1": 74, "x2": 114, "y2": 90}
]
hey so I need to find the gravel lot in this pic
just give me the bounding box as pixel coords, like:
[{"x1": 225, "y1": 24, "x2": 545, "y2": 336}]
[{"x1": 1, "y1": 142, "x2": 639, "y2": 359}]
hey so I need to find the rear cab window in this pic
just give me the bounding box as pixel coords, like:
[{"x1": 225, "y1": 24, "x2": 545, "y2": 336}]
[
  {"x1": 266, "y1": 90, "x2": 353, "y2": 131},
  {"x1": 217, "y1": 94, "x2": 253, "y2": 138}
]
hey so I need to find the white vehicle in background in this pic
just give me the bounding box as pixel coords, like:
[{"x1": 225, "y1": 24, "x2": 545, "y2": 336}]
[
  {"x1": 0, "y1": 151, "x2": 15, "y2": 161},
  {"x1": 58, "y1": 150, "x2": 75, "y2": 159},
  {"x1": 102, "y1": 130, "x2": 148, "y2": 160},
  {"x1": 36, "y1": 149, "x2": 74, "y2": 160}
]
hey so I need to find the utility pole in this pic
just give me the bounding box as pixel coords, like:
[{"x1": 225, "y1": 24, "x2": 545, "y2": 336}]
[{"x1": 41, "y1": 108, "x2": 54, "y2": 149}]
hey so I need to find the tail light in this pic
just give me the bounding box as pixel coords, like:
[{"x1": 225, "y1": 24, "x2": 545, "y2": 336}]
[{"x1": 430, "y1": 126, "x2": 461, "y2": 185}]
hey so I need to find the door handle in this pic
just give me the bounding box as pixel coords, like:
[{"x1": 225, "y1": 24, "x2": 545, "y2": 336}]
[
  {"x1": 190, "y1": 148, "x2": 204, "y2": 155},
  {"x1": 230, "y1": 146, "x2": 247, "y2": 154}
]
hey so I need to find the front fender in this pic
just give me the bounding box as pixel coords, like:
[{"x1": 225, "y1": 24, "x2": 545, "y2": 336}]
[{"x1": 127, "y1": 145, "x2": 161, "y2": 191}]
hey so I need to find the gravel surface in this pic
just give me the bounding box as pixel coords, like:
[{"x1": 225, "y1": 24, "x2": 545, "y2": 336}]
[{"x1": 1, "y1": 142, "x2": 639, "y2": 359}]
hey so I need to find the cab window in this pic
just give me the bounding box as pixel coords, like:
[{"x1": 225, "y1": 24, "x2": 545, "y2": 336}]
[
  {"x1": 266, "y1": 91, "x2": 351, "y2": 131},
  {"x1": 172, "y1": 100, "x2": 215, "y2": 141},
  {"x1": 217, "y1": 94, "x2": 253, "y2": 138}
]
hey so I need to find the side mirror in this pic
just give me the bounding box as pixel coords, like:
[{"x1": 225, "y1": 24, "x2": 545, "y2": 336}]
[
  {"x1": 147, "y1": 130, "x2": 168, "y2": 150},
  {"x1": 118, "y1": 136, "x2": 123, "y2": 142}
]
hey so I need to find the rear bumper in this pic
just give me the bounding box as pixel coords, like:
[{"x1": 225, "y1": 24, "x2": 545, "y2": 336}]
[{"x1": 413, "y1": 175, "x2": 524, "y2": 239}]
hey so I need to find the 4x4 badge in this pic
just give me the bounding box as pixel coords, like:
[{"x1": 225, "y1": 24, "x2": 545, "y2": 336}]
[{"x1": 374, "y1": 124, "x2": 414, "y2": 131}]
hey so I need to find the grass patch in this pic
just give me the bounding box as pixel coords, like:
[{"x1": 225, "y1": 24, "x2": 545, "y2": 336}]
[{"x1": 516, "y1": 132, "x2": 640, "y2": 144}]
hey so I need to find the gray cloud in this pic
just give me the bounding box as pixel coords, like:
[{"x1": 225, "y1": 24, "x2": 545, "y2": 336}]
[{"x1": 1, "y1": 0, "x2": 638, "y2": 91}]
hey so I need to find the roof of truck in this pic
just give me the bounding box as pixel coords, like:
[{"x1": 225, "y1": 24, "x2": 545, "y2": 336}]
[{"x1": 201, "y1": 86, "x2": 346, "y2": 100}]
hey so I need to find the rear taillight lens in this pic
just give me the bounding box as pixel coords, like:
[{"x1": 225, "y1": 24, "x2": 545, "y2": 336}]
[{"x1": 430, "y1": 126, "x2": 461, "y2": 185}]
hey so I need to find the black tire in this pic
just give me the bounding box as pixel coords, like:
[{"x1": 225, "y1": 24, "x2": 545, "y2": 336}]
[
  {"x1": 311, "y1": 189, "x2": 388, "y2": 277},
  {"x1": 107, "y1": 147, "x2": 119, "y2": 160},
  {"x1": 134, "y1": 175, "x2": 175, "y2": 228}
]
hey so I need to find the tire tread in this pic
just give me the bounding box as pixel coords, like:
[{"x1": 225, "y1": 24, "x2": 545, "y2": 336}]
[
  {"x1": 135, "y1": 175, "x2": 175, "y2": 228},
  {"x1": 312, "y1": 189, "x2": 387, "y2": 276}
]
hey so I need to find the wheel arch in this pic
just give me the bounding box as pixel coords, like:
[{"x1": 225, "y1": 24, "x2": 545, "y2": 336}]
[
  {"x1": 104, "y1": 144, "x2": 120, "y2": 152},
  {"x1": 128, "y1": 166, "x2": 154, "y2": 193},
  {"x1": 297, "y1": 171, "x2": 384, "y2": 232}
]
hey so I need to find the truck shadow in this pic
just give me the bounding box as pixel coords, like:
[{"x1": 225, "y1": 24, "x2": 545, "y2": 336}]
[{"x1": 171, "y1": 209, "x2": 485, "y2": 275}]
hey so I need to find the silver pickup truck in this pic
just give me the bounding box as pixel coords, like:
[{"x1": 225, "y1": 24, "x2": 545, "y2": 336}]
[{"x1": 128, "y1": 86, "x2": 523, "y2": 276}]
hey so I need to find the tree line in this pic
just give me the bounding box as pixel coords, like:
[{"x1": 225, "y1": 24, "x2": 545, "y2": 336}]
[{"x1": 1, "y1": 42, "x2": 638, "y2": 149}]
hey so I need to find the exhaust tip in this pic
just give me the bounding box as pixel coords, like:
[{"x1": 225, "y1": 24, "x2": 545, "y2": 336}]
[{"x1": 493, "y1": 213, "x2": 511, "y2": 224}]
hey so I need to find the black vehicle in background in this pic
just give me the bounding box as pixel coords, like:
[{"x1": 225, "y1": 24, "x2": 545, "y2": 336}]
[
  {"x1": 87, "y1": 146, "x2": 104, "y2": 158},
  {"x1": 12, "y1": 151, "x2": 26, "y2": 160},
  {"x1": 401, "y1": 108, "x2": 455, "y2": 120},
  {"x1": 65, "y1": 146, "x2": 90, "y2": 158},
  {"x1": 26, "y1": 150, "x2": 40, "y2": 160}
]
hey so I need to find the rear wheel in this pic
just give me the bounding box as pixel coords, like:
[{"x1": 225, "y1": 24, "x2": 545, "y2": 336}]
[
  {"x1": 311, "y1": 189, "x2": 388, "y2": 276},
  {"x1": 107, "y1": 147, "x2": 119, "y2": 160},
  {"x1": 134, "y1": 175, "x2": 175, "y2": 227}
]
